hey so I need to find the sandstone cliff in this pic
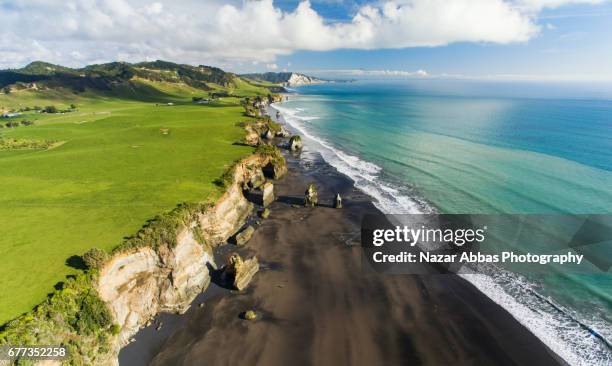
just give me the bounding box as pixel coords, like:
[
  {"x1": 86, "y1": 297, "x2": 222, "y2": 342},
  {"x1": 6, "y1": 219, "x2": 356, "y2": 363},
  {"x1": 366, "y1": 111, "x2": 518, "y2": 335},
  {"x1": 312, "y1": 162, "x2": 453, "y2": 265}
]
[{"x1": 95, "y1": 151, "x2": 286, "y2": 364}]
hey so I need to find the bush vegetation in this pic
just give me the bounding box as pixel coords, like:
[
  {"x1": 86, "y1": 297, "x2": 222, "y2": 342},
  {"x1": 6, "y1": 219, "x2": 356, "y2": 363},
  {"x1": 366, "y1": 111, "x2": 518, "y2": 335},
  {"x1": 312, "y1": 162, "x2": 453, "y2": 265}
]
[
  {"x1": 43, "y1": 105, "x2": 58, "y2": 113},
  {"x1": 114, "y1": 202, "x2": 212, "y2": 253},
  {"x1": 0, "y1": 272, "x2": 117, "y2": 365},
  {"x1": 83, "y1": 248, "x2": 109, "y2": 270},
  {"x1": 0, "y1": 138, "x2": 55, "y2": 150}
]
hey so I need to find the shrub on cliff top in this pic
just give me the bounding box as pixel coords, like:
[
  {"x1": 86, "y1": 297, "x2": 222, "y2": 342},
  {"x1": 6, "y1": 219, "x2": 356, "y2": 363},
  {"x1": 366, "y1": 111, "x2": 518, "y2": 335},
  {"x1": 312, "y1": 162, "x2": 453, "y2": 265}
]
[
  {"x1": 0, "y1": 273, "x2": 115, "y2": 364},
  {"x1": 83, "y1": 248, "x2": 109, "y2": 270},
  {"x1": 115, "y1": 202, "x2": 212, "y2": 253},
  {"x1": 74, "y1": 293, "x2": 113, "y2": 334},
  {"x1": 256, "y1": 144, "x2": 285, "y2": 166},
  {"x1": 213, "y1": 158, "x2": 242, "y2": 189}
]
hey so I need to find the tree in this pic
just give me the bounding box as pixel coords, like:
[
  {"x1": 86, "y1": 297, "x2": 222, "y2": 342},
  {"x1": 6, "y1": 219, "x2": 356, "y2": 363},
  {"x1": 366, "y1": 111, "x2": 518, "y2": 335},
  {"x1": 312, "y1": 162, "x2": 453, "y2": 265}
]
[
  {"x1": 44, "y1": 105, "x2": 58, "y2": 113},
  {"x1": 70, "y1": 104, "x2": 77, "y2": 109}
]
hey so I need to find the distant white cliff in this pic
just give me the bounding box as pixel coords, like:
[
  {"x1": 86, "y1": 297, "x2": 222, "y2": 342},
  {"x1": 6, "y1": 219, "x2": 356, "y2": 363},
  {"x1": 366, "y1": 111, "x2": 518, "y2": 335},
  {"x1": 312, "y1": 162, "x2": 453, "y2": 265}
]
[
  {"x1": 284, "y1": 73, "x2": 324, "y2": 86},
  {"x1": 241, "y1": 72, "x2": 325, "y2": 86}
]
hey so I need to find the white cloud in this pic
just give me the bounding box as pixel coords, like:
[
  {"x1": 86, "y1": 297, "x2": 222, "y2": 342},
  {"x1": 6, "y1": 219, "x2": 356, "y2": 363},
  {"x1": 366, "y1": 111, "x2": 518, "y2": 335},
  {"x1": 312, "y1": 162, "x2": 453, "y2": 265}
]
[
  {"x1": 516, "y1": 0, "x2": 605, "y2": 11},
  {"x1": 308, "y1": 68, "x2": 430, "y2": 77},
  {"x1": 0, "y1": 0, "x2": 606, "y2": 68},
  {"x1": 266, "y1": 63, "x2": 279, "y2": 70},
  {"x1": 144, "y1": 1, "x2": 163, "y2": 15}
]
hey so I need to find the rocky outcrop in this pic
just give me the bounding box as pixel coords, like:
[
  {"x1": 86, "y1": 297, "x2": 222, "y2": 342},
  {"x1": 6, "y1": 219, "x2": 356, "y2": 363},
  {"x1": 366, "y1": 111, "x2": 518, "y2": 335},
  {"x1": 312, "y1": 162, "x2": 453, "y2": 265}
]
[
  {"x1": 223, "y1": 253, "x2": 259, "y2": 291},
  {"x1": 97, "y1": 229, "x2": 213, "y2": 346},
  {"x1": 263, "y1": 129, "x2": 274, "y2": 140},
  {"x1": 197, "y1": 152, "x2": 283, "y2": 246},
  {"x1": 289, "y1": 135, "x2": 303, "y2": 151},
  {"x1": 263, "y1": 159, "x2": 287, "y2": 179},
  {"x1": 261, "y1": 181, "x2": 275, "y2": 207},
  {"x1": 234, "y1": 225, "x2": 255, "y2": 246},
  {"x1": 334, "y1": 193, "x2": 343, "y2": 209},
  {"x1": 244, "y1": 125, "x2": 261, "y2": 146},
  {"x1": 305, "y1": 183, "x2": 318, "y2": 207},
  {"x1": 275, "y1": 126, "x2": 290, "y2": 137}
]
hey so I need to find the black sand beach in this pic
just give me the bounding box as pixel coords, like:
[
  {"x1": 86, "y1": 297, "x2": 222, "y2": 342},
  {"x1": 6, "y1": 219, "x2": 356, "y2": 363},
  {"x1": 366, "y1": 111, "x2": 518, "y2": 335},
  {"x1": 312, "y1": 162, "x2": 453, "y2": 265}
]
[{"x1": 120, "y1": 144, "x2": 563, "y2": 366}]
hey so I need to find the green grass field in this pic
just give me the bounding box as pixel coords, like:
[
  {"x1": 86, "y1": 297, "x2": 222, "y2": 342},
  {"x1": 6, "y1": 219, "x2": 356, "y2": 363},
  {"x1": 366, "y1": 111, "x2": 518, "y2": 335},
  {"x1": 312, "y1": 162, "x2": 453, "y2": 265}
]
[{"x1": 0, "y1": 83, "x2": 261, "y2": 324}]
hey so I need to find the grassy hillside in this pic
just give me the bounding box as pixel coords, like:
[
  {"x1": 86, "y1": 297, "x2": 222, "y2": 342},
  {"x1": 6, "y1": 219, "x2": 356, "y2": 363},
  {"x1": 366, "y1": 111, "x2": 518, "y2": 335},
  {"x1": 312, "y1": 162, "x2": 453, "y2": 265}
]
[{"x1": 0, "y1": 61, "x2": 272, "y2": 324}]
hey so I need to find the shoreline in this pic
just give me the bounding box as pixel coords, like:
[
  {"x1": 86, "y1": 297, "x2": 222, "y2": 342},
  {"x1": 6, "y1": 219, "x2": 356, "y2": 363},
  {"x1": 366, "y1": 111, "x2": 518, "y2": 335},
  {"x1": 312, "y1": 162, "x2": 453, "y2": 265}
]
[
  {"x1": 268, "y1": 97, "x2": 599, "y2": 365},
  {"x1": 119, "y1": 105, "x2": 564, "y2": 365}
]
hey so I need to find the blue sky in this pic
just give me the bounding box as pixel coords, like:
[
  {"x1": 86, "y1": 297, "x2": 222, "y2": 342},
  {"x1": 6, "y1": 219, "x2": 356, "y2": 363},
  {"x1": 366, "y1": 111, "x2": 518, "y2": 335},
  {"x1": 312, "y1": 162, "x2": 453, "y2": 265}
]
[
  {"x1": 1, "y1": 0, "x2": 611, "y2": 80},
  {"x1": 270, "y1": 1, "x2": 612, "y2": 79}
]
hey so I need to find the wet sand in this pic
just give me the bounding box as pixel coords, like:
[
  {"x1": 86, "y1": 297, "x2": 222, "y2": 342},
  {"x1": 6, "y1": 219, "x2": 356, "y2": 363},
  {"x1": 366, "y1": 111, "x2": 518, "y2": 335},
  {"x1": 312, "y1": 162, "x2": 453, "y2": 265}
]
[{"x1": 136, "y1": 148, "x2": 562, "y2": 366}]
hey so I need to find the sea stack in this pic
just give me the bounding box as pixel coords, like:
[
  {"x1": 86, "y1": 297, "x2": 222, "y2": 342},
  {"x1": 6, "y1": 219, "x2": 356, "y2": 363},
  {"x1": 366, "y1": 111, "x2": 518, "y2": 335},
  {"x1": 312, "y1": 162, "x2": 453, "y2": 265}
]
[
  {"x1": 224, "y1": 253, "x2": 259, "y2": 291},
  {"x1": 334, "y1": 193, "x2": 342, "y2": 208},
  {"x1": 304, "y1": 183, "x2": 318, "y2": 206},
  {"x1": 261, "y1": 181, "x2": 275, "y2": 207},
  {"x1": 289, "y1": 135, "x2": 303, "y2": 151}
]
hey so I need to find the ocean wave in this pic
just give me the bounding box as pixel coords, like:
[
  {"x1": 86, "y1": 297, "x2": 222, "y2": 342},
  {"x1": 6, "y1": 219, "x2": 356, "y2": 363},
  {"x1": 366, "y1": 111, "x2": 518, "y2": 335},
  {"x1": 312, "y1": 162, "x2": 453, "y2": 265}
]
[
  {"x1": 270, "y1": 100, "x2": 612, "y2": 366},
  {"x1": 462, "y1": 271, "x2": 612, "y2": 366},
  {"x1": 272, "y1": 103, "x2": 428, "y2": 215}
]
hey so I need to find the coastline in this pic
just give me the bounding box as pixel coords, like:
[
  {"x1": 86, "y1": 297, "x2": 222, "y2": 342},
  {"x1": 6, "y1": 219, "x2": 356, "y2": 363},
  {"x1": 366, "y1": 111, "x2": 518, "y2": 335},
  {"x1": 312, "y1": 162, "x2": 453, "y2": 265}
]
[
  {"x1": 269, "y1": 96, "x2": 610, "y2": 365},
  {"x1": 119, "y1": 105, "x2": 564, "y2": 365}
]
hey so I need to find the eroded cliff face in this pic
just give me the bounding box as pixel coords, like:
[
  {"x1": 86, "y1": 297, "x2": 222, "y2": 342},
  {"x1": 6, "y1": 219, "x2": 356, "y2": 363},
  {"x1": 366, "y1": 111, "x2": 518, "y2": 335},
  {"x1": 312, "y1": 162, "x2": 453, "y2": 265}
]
[
  {"x1": 96, "y1": 152, "x2": 285, "y2": 360},
  {"x1": 97, "y1": 229, "x2": 213, "y2": 347}
]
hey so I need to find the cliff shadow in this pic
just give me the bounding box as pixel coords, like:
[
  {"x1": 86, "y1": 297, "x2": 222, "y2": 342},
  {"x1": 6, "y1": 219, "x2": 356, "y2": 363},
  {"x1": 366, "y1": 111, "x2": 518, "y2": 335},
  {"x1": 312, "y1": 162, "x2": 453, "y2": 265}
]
[
  {"x1": 207, "y1": 262, "x2": 234, "y2": 290},
  {"x1": 276, "y1": 195, "x2": 304, "y2": 206},
  {"x1": 243, "y1": 189, "x2": 263, "y2": 205}
]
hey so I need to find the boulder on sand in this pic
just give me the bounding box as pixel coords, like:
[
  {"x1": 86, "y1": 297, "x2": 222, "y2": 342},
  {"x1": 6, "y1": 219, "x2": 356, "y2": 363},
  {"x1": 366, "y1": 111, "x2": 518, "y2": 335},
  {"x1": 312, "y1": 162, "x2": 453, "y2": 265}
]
[
  {"x1": 234, "y1": 225, "x2": 255, "y2": 246},
  {"x1": 304, "y1": 183, "x2": 318, "y2": 207},
  {"x1": 242, "y1": 310, "x2": 257, "y2": 321},
  {"x1": 224, "y1": 253, "x2": 259, "y2": 291}
]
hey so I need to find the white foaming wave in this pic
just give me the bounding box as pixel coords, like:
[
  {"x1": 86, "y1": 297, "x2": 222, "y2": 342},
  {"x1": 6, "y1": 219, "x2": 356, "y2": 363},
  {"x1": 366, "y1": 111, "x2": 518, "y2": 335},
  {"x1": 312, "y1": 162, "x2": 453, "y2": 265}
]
[
  {"x1": 271, "y1": 102, "x2": 612, "y2": 366},
  {"x1": 272, "y1": 103, "x2": 423, "y2": 214},
  {"x1": 461, "y1": 272, "x2": 612, "y2": 366}
]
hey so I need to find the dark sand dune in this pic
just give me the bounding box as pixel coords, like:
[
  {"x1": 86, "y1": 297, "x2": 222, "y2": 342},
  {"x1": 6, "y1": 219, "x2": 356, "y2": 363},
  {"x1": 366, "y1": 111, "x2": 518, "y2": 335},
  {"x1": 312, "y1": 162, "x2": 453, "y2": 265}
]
[{"x1": 147, "y1": 152, "x2": 562, "y2": 366}]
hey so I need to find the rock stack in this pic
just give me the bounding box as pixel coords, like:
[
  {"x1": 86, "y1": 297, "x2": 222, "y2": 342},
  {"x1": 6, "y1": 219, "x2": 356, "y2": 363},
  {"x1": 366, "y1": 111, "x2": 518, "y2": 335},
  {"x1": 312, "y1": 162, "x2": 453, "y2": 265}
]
[
  {"x1": 263, "y1": 129, "x2": 274, "y2": 140},
  {"x1": 224, "y1": 253, "x2": 259, "y2": 291},
  {"x1": 334, "y1": 193, "x2": 342, "y2": 209},
  {"x1": 261, "y1": 181, "x2": 274, "y2": 207},
  {"x1": 289, "y1": 135, "x2": 303, "y2": 151},
  {"x1": 304, "y1": 183, "x2": 318, "y2": 207}
]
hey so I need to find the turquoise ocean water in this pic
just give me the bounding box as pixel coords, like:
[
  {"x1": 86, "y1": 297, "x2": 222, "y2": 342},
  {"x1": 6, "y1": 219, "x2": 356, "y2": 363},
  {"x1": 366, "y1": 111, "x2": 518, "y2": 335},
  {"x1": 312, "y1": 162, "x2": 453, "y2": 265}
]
[{"x1": 272, "y1": 80, "x2": 612, "y2": 365}]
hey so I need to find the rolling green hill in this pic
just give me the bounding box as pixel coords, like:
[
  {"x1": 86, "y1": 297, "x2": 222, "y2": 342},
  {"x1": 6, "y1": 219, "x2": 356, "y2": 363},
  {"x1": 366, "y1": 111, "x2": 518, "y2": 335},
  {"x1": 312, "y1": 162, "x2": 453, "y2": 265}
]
[{"x1": 0, "y1": 60, "x2": 275, "y2": 324}]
